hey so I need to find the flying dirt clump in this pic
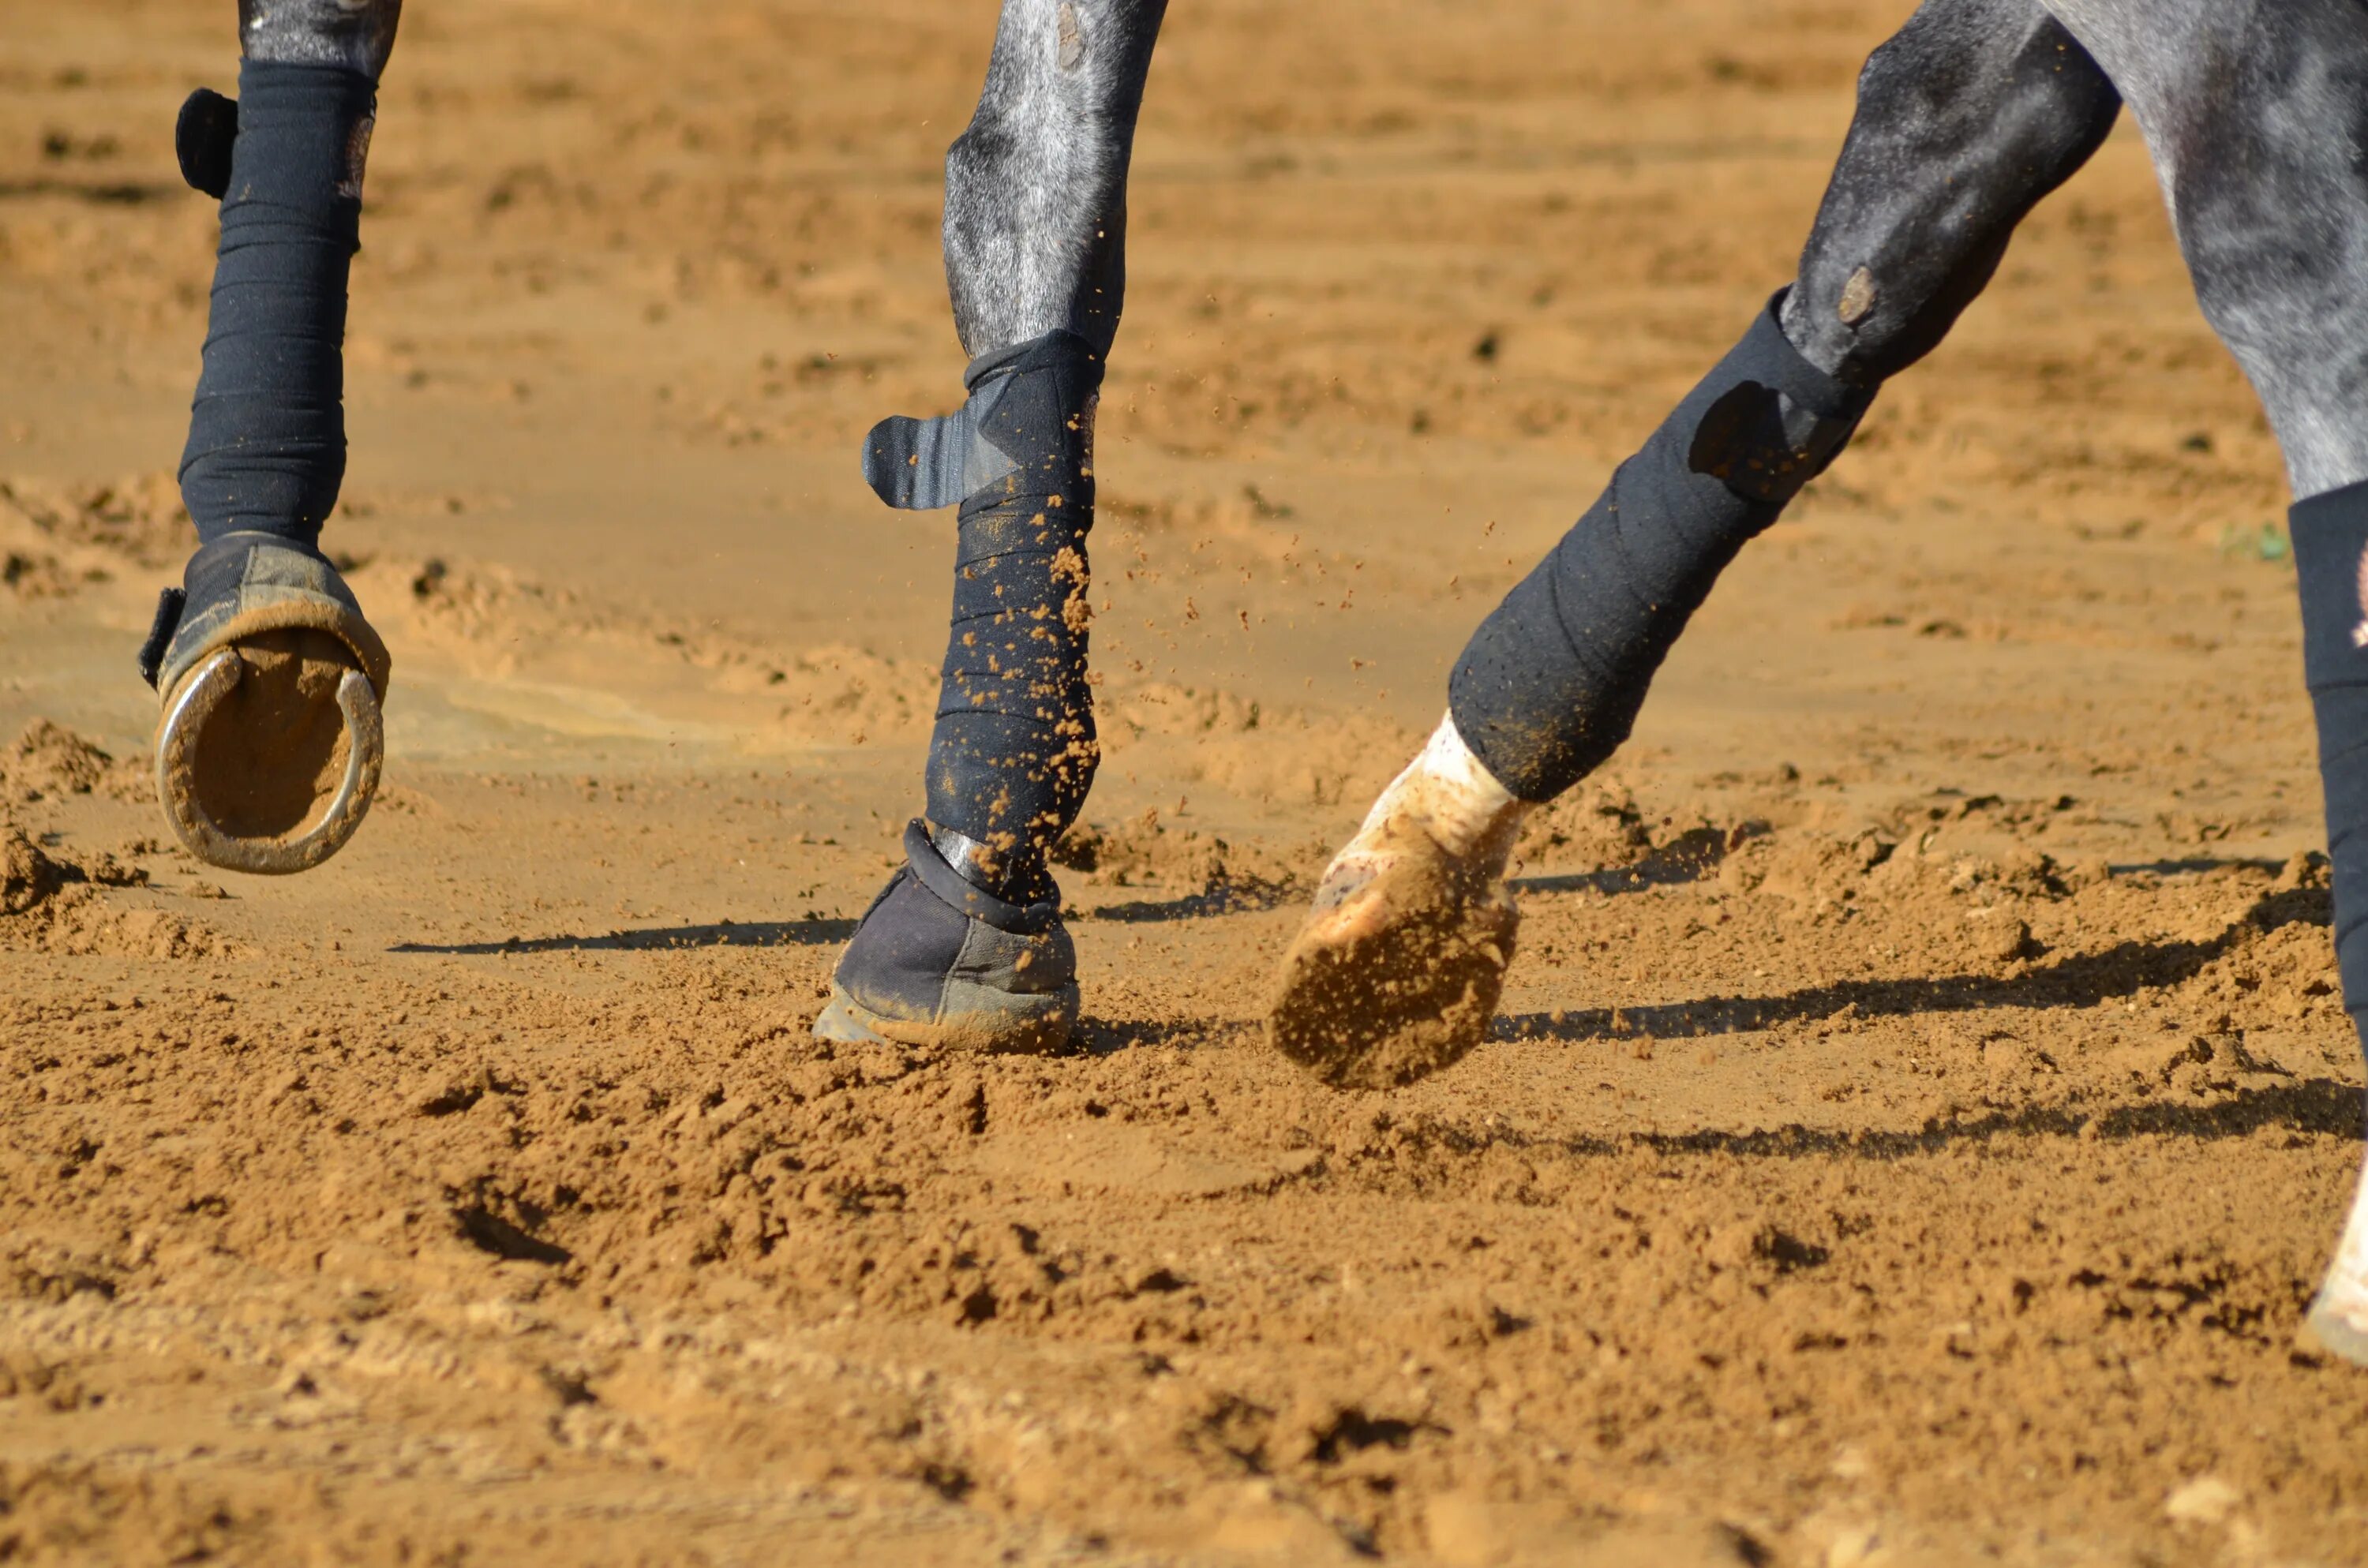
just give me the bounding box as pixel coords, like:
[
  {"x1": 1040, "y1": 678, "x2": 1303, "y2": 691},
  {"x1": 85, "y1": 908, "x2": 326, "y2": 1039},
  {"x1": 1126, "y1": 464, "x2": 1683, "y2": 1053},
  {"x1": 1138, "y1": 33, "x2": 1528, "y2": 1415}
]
[{"x1": 0, "y1": 826, "x2": 63, "y2": 915}]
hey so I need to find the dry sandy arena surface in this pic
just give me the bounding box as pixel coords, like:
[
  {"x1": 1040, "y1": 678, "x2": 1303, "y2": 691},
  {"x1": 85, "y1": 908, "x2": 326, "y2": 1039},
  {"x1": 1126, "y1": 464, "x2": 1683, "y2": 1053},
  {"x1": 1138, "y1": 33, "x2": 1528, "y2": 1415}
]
[{"x1": 4, "y1": 2, "x2": 2367, "y2": 1562}]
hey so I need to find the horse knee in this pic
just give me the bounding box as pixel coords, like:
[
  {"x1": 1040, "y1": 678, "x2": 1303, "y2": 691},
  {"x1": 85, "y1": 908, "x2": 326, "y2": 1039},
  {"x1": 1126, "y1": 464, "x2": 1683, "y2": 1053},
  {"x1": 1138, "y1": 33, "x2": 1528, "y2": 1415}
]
[
  {"x1": 942, "y1": 120, "x2": 1025, "y2": 283},
  {"x1": 941, "y1": 86, "x2": 1131, "y2": 356},
  {"x1": 239, "y1": 0, "x2": 403, "y2": 80},
  {"x1": 1785, "y1": 0, "x2": 2119, "y2": 385}
]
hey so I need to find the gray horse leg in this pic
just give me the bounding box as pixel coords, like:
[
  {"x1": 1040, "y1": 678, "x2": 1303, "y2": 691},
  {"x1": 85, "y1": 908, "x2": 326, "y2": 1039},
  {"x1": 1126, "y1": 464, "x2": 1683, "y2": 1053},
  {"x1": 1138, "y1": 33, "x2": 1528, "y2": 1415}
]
[
  {"x1": 1268, "y1": 0, "x2": 2125, "y2": 1087},
  {"x1": 819, "y1": 0, "x2": 1167, "y2": 1053},
  {"x1": 2043, "y1": 0, "x2": 2368, "y2": 500},
  {"x1": 2041, "y1": 0, "x2": 2368, "y2": 1358},
  {"x1": 1782, "y1": 0, "x2": 2123, "y2": 386},
  {"x1": 141, "y1": 0, "x2": 403, "y2": 876},
  {"x1": 944, "y1": 0, "x2": 1164, "y2": 361}
]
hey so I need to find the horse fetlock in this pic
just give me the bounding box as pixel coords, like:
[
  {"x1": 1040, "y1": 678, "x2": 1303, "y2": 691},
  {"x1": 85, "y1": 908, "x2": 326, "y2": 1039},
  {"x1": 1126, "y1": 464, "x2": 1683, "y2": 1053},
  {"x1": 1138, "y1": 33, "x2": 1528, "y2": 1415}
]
[{"x1": 1319, "y1": 714, "x2": 1526, "y2": 909}]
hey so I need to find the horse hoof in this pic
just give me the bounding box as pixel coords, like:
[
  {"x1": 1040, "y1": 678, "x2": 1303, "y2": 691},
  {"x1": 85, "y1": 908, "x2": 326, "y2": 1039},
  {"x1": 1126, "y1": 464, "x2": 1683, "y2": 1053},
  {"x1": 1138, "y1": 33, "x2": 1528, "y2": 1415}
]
[
  {"x1": 1266, "y1": 842, "x2": 1519, "y2": 1090},
  {"x1": 155, "y1": 634, "x2": 384, "y2": 876}
]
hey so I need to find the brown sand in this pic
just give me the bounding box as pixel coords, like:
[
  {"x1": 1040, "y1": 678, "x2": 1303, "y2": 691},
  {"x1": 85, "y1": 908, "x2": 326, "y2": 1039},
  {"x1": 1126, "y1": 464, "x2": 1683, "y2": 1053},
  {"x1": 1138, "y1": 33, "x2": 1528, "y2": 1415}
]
[{"x1": 2, "y1": 1, "x2": 2366, "y2": 1562}]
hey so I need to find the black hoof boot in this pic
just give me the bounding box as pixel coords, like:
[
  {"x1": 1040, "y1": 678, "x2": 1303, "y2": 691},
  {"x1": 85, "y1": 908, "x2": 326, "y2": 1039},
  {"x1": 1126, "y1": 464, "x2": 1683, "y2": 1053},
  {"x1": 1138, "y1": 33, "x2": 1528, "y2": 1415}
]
[
  {"x1": 814, "y1": 820, "x2": 1078, "y2": 1053},
  {"x1": 141, "y1": 532, "x2": 391, "y2": 876}
]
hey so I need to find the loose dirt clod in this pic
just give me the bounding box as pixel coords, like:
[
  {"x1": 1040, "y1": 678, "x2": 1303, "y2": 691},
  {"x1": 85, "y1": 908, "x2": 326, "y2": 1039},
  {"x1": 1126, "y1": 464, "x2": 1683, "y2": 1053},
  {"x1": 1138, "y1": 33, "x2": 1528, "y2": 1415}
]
[
  {"x1": 0, "y1": 825, "x2": 62, "y2": 915},
  {"x1": 2, "y1": 720, "x2": 116, "y2": 802}
]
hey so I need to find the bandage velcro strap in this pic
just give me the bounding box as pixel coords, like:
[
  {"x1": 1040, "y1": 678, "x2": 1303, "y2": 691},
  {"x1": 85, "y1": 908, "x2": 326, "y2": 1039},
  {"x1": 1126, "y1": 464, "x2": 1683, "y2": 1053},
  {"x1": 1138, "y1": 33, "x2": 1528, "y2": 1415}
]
[
  {"x1": 176, "y1": 88, "x2": 240, "y2": 200},
  {"x1": 1685, "y1": 290, "x2": 1869, "y2": 506},
  {"x1": 137, "y1": 588, "x2": 189, "y2": 689},
  {"x1": 861, "y1": 330, "x2": 1103, "y2": 512}
]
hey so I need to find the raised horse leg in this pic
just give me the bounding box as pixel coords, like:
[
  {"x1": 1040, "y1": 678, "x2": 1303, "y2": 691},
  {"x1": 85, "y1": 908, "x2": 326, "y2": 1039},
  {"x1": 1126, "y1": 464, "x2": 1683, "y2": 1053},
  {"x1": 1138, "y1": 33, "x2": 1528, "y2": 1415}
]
[
  {"x1": 142, "y1": 0, "x2": 404, "y2": 874},
  {"x1": 1266, "y1": 0, "x2": 2123, "y2": 1087},
  {"x1": 2039, "y1": 0, "x2": 2368, "y2": 1363},
  {"x1": 816, "y1": 0, "x2": 1169, "y2": 1053}
]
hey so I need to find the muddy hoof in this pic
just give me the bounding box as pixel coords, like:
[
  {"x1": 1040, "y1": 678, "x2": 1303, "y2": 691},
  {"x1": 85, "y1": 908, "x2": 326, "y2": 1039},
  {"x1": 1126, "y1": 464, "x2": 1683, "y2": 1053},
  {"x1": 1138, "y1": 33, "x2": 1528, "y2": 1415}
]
[
  {"x1": 1267, "y1": 848, "x2": 1517, "y2": 1090},
  {"x1": 156, "y1": 629, "x2": 384, "y2": 875}
]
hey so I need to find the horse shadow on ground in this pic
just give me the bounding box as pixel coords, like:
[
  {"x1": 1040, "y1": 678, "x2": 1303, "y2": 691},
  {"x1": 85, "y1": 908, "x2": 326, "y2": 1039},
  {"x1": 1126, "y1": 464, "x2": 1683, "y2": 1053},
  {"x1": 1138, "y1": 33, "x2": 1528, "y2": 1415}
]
[
  {"x1": 1081, "y1": 821, "x2": 1736, "y2": 924},
  {"x1": 390, "y1": 821, "x2": 1733, "y2": 953},
  {"x1": 1070, "y1": 1015, "x2": 1241, "y2": 1055},
  {"x1": 1496, "y1": 883, "x2": 2332, "y2": 1046},
  {"x1": 0, "y1": 178, "x2": 176, "y2": 206},
  {"x1": 392, "y1": 917, "x2": 857, "y2": 955},
  {"x1": 1079, "y1": 881, "x2": 1298, "y2": 924},
  {"x1": 1512, "y1": 823, "x2": 1734, "y2": 898},
  {"x1": 1385, "y1": 1076, "x2": 2363, "y2": 1168}
]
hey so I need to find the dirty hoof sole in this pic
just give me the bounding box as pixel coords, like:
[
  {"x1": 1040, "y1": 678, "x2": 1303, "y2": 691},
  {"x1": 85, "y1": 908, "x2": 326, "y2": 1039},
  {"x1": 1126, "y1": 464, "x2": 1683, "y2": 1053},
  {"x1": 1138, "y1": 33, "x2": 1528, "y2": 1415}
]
[
  {"x1": 156, "y1": 644, "x2": 384, "y2": 876},
  {"x1": 1268, "y1": 895, "x2": 1517, "y2": 1090}
]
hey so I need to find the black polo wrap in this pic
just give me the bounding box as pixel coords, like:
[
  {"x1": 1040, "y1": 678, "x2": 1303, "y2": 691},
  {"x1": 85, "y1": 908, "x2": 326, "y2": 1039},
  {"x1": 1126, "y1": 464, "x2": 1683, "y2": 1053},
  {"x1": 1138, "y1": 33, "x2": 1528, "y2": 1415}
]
[
  {"x1": 863, "y1": 330, "x2": 1104, "y2": 881},
  {"x1": 1449, "y1": 294, "x2": 1873, "y2": 801}
]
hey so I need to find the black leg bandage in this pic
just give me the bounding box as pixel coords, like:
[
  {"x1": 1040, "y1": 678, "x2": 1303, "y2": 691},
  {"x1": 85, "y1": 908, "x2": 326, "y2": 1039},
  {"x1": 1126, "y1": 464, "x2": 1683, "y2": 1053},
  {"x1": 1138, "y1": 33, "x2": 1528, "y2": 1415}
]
[
  {"x1": 864, "y1": 329, "x2": 1103, "y2": 894},
  {"x1": 2291, "y1": 481, "x2": 2368, "y2": 1055},
  {"x1": 142, "y1": 58, "x2": 388, "y2": 716},
  {"x1": 1448, "y1": 294, "x2": 1874, "y2": 801},
  {"x1": 177, "y1": 59, "x2": 375, "y2": 551}
]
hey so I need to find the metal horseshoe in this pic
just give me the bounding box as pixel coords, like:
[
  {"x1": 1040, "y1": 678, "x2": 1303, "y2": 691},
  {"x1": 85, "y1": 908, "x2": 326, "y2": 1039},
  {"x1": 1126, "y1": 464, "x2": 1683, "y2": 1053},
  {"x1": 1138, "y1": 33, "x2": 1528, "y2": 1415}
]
[{"x1": 155, "y1": 647, "x2": 384, "y2": 876}]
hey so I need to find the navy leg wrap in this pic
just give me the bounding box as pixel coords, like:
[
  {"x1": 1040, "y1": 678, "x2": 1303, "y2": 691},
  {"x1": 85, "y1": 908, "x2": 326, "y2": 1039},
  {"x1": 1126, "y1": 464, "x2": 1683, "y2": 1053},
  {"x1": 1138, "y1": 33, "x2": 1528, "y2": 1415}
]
[
  {"x1": 1448, "y1": 294, "x2": 1875, "y2": 802},
  {"x1": 178, "y1": 59, "x2": 377, "y2": 549},
  {"x1": 2291, "y1": 481, "x2": 2368, "y2": 1054},
  {"x1": 864, "y1": 331, "x2": 1104, "y2": 891}
]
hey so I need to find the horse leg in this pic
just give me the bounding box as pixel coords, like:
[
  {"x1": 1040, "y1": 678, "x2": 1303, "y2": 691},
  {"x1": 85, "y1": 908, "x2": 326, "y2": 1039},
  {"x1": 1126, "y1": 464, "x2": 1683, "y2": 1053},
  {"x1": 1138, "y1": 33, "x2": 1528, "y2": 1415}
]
[
  {"x1": 1268, "y1": 0, "x2": 2123, "y2": 1087},
  {"x1": 143, "y1": 0, "x2": 404, "y2": 875},
  {"x1": 2043, "y1": 0, "x2": 2368, "y2": 1363},
  {"x1": 816, "y1": 0, "x2": 1168, "y2": 1053}
]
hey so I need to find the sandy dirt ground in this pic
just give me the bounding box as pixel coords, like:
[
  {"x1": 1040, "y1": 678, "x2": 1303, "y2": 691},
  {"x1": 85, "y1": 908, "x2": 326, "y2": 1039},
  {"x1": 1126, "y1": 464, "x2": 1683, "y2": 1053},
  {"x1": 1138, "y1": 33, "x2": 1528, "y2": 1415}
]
[{"x1": 3, "y1": 1, "x2": 2366, "y2": 1562}]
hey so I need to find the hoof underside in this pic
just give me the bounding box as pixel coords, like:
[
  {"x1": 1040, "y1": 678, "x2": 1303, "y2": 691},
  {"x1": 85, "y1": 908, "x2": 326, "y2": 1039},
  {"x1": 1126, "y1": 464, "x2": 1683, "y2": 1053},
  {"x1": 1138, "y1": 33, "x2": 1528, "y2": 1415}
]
[{"x1": 155, "y1": 630, "x2": 384, "y2": 876}]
